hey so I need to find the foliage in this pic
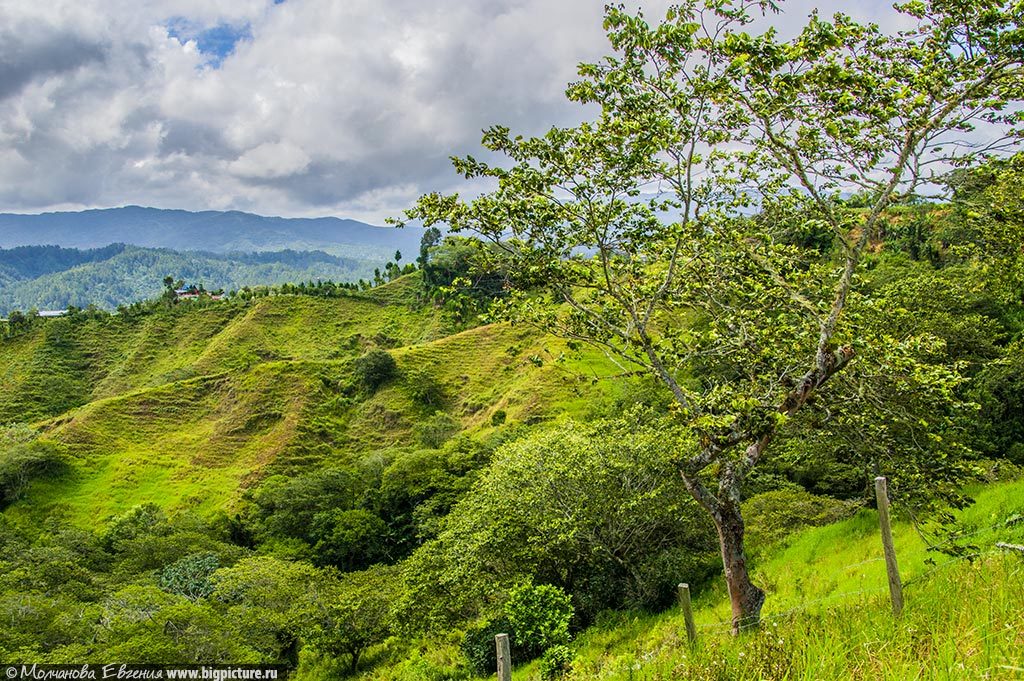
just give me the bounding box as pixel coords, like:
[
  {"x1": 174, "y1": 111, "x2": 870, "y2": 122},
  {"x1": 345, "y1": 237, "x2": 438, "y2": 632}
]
[
  {"x1": 413, "y1": 411, "x2": 460, "y2": 449},
  {"x1": 971, "y1": 339, "x2": 1024, "y2": 462},
  {"x1": 460, "y1": 616, "x2": 516, "y2": 676},
  {"x1": 306, "y1": 565, "x2": 397, "y2": 674},
  {"x1": 310, "y1": 509, "x2": 389, "y2": 571},
  {"x1": 539, "y1": 644, "x2": 574, "y2": 680},
  {"x1": 353, "y1": 349, "x2": 398, "y2": 393},
  {"x1": 405, "y1": 368, "x2": 446, "y2": 408},
  {"x1": 101, "y1": 503, "x2": 170, "y2": 552},
  {"x1": 742, "y1": 490, "x2": 860, "y2": 554},
  {"x1": 211, "y1": 556, "x2": 326, "y2": 666},
  {"x1": 505, "y1": 583, "x2": 574, "y2": 658},
  {"x1": 373, "y1": 439, "x2": 490, "y2": 555},
  {"x1": 249, "y1": 469, "x2": 359, "y2": 544},
  {"x1": 399, "y1": 418, "x2": 718, "y2": 631},
  {"x1": 158, "y1": 553, "x2": 221, "y2": 601},
  {"x1": 0, "y1": 425, "x2": 67, "y2": 508},
  {"x1": 402, "y1": 0, "x2": 1023, "y2": 630},
  {"x1": 416, "y1": 236, "x2": 509, "y2": 325}
]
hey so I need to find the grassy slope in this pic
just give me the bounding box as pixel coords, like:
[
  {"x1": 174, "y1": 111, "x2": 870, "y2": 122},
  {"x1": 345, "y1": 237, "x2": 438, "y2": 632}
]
[
  {"x1": 532, "y1": 479, "x2": 1024, "y2": 680},
  {"x1": 1, "y1": 278, "x2": 625, "y2": 527},
  {"x1": 345, "y1": 479, "x2": 1024, "y2": 681}
]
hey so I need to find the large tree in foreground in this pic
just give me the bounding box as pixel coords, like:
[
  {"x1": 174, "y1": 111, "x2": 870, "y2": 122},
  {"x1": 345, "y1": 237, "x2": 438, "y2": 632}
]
[{"x1": 402, "y1": 0, "x2": 1023, "y2": 632}]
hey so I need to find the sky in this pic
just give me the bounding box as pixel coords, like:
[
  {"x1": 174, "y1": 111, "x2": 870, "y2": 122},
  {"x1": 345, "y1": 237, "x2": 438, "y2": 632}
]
[{"x1": 0, "y1": 0, "x2": 903, "y2": 224}]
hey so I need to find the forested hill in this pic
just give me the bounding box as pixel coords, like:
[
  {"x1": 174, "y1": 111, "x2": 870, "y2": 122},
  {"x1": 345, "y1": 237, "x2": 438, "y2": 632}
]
[
  {"x1": 0, "y1": 206, "x2": 424, "y2": 260},
  {"x1": 0, "y1": 244, "x2": 379, "y2": 314},
  {"x1": 0, "y1": 206, "x2": 1021, "y2": 676}
]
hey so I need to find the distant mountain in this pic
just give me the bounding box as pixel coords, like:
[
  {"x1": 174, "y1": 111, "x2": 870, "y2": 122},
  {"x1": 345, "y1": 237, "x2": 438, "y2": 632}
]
[
  {"x1": 0, "y1": 244, "x2": 380, "y2": 314},
  {"x1": 0, "y1": 206, "x2": 423, "y2": 260}
]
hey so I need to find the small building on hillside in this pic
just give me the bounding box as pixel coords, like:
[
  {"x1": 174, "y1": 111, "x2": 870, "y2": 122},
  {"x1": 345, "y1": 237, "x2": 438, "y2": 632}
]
[{"x1": 174, "y1": 286, "x2": 201, "y2": 300}]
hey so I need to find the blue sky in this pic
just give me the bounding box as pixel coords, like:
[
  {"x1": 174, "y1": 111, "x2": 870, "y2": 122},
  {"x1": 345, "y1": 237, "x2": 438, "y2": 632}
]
[{"x1": 166, "y1": 19, "x2": 253, "y2": 67}]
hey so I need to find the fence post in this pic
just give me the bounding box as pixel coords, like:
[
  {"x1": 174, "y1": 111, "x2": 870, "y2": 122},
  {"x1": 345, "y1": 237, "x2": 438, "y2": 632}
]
[
  {"x1": 495, "y1": 633, "x2": 511, "y2": 681},
  {"x1": 677, "y1": 582, "x2": 697, "y2": 645},
  {"x1": 874, "y1": 476, "x2": 904, "y2": 617}
]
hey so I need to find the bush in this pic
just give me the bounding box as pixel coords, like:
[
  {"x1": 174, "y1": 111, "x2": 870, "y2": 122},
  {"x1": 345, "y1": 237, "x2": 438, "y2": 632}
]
[
  {"x1": 490, "y1": 410, "x2": 507, "y2": 426},
  {"x1": 461, "y1": 616, "x2": 516, "y2": 675},
  {"x1": 504, "y1": 583, "x2": 573, "y2": 659},
  {"x1": 743, "y1": 489, "x2": 860, "y2": 554},
  {"x1": 101, "y1": 503, "x2": 169, "y2": 552},
  {"x1": 352, "y1": 350, "x2": 397, "y2": 393},
  {"x1": 406, "y1": 368, "x2": 446, "y2": 407},
  {"x1": 414, "y1": 411, "x2": 460, "y2": 449},
  {"x1": 159, "y1": 552, "x2": 220, "y2": 600},
  {"x1": 539, "y1": 644, "x2": 574, "y2": 680},
  {"x1": 0, "y1": 425, "x2": 67, "y2": 508}
]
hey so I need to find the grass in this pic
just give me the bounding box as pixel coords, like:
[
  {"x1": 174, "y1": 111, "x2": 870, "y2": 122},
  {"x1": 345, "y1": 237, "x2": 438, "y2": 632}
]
[
  {"x1": 340, "y1": 478, "x2": 1024, "y2": 681},
  {"x1": 523, "y1": 478, "x2": 1024, "y2": 680},
  {"x1": 1, "y1": 278, "x2": 626, "y2": 528}
]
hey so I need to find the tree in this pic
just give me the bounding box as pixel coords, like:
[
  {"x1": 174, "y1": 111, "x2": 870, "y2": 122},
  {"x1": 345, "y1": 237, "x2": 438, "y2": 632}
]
[
  {"x1": 211, "y1": 556, "x2": 326, "y2": 666},
  {"x1": 6, "y1": 310, "x2": 27, "y2": 335},
  {"x1": 399, "y1": 418, "x2": 718, "y2": 629},
  {"x1": 352, "y1": 349, "x2": 398, "y2": 393},
  {"x1": 402, "y1": 0, "x2": 1023, "y2": 632},
  {"x1": 159, "y1": 553, "x2": 221, "y2": 601},
  {"x1": 305, "y1": 565, "x2": 396, "y2": 674},
  {"x1": 309, "y1": 508, "x2": 388, "y2": 571},
  {"x1": 0, "y1": 425, "x2": 67, "y2": 509}
]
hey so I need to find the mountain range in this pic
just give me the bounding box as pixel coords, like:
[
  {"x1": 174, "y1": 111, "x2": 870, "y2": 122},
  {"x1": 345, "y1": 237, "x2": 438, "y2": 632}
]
[
  {"x1": 0, "y1": 244, "x2": 381, "y2": 315},
  {"x1": 0, "y1": 206, "x2": 424, "y2": 260},
  {"x1": 0, "y1": 206, "x2": 426, "y2": 313}
]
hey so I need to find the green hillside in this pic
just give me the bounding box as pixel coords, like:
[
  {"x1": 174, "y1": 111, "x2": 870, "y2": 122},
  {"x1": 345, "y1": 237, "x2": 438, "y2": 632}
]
[
  {"x1": 495, "y1": 478, "x2": 1024, "y2": 680},
  {"x1": 0, "y1": 278, "x2": 624, "y2": 528}
]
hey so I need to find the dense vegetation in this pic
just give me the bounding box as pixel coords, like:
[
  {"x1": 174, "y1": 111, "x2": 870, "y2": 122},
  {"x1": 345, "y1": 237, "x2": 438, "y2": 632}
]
[{"x1": 1, "y1": 0, "x2": 1023, "y2": 678}]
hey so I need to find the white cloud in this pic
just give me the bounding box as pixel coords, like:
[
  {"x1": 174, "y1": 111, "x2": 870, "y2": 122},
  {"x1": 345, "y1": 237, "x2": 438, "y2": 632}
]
[
  {"x1": 228, "y1": 141, "x2": 310, "y2": 179},
  {"x1": 0, "y1": 0, "x2": 908, "y2": 223}
]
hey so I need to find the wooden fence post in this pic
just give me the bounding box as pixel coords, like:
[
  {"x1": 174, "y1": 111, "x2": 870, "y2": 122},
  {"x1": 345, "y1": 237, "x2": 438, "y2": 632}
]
[
  {"x1": 677, "y1": 583, "x2": 697, "y2": 645},
  {"x1": 495, "y1": 633, "x2": 511, "y2": 681},
  {"x1": 874, "y1": 476, "x2": 904, "y2": 617}
]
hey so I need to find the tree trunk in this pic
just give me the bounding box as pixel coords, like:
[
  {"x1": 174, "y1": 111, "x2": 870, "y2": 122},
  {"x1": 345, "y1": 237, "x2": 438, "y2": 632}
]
[
  {"x1": 714, "y1": 500, "x2": 764, "y2": 635},
  {"x1": 349, "y1": 648, "x2": 361, "y2": 674}
]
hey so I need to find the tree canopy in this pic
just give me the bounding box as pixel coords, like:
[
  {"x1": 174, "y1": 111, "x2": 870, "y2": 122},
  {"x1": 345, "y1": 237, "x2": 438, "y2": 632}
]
[{"x1": 403, "y1": 0, "x2": 1024, "y2": 631}]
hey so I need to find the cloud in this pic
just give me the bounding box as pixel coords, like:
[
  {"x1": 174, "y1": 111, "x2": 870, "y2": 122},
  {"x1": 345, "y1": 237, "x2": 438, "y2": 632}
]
[
  {"x1": 229, "y1": 141, "x2": 310, "y2": 179},
  {"x1": 0, "y1": 0, "x2": 909, "y2": 223}
]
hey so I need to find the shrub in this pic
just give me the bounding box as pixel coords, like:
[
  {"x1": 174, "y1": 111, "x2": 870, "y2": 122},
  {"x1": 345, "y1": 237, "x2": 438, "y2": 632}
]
[
  {"x1": 539, "y1": 644, "x2": 573, "y2": 680},
  {"x1": 743, "y1": 489, "x2": 860, "y2": 553},
  {"x1": 414, "y1": 411, "x2": 460, "y2": 449},
  {"x1": 102, "y1": 503, "x2": 169, "y2": 552},
  {"x1": 406, "y1": 368, "x2": 446, "y2": 407},
  {"x1": 0, "y1": 425, "x2": 67, "y2": 509},
  {"x1": 159, "y1": 552, "x2": 220, "y2": 600},
  {"x1": 461, "y1": 616, "x2": 516, "y2": 675},
  {"x1": 504, "y1": 583, "x2": 573, "y2": 659},
  {"x1": 490, "y1": 410, "x2": 507, "y2": 426},
  {"x1": 352, "y1": 350, "x2": 397, "y2": 393}
]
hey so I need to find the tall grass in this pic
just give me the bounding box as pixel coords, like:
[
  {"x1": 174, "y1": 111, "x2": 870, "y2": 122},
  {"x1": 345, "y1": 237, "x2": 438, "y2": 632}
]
[{"x1": 550, "y1": 479, "x2": 1024, "y2": 680}]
